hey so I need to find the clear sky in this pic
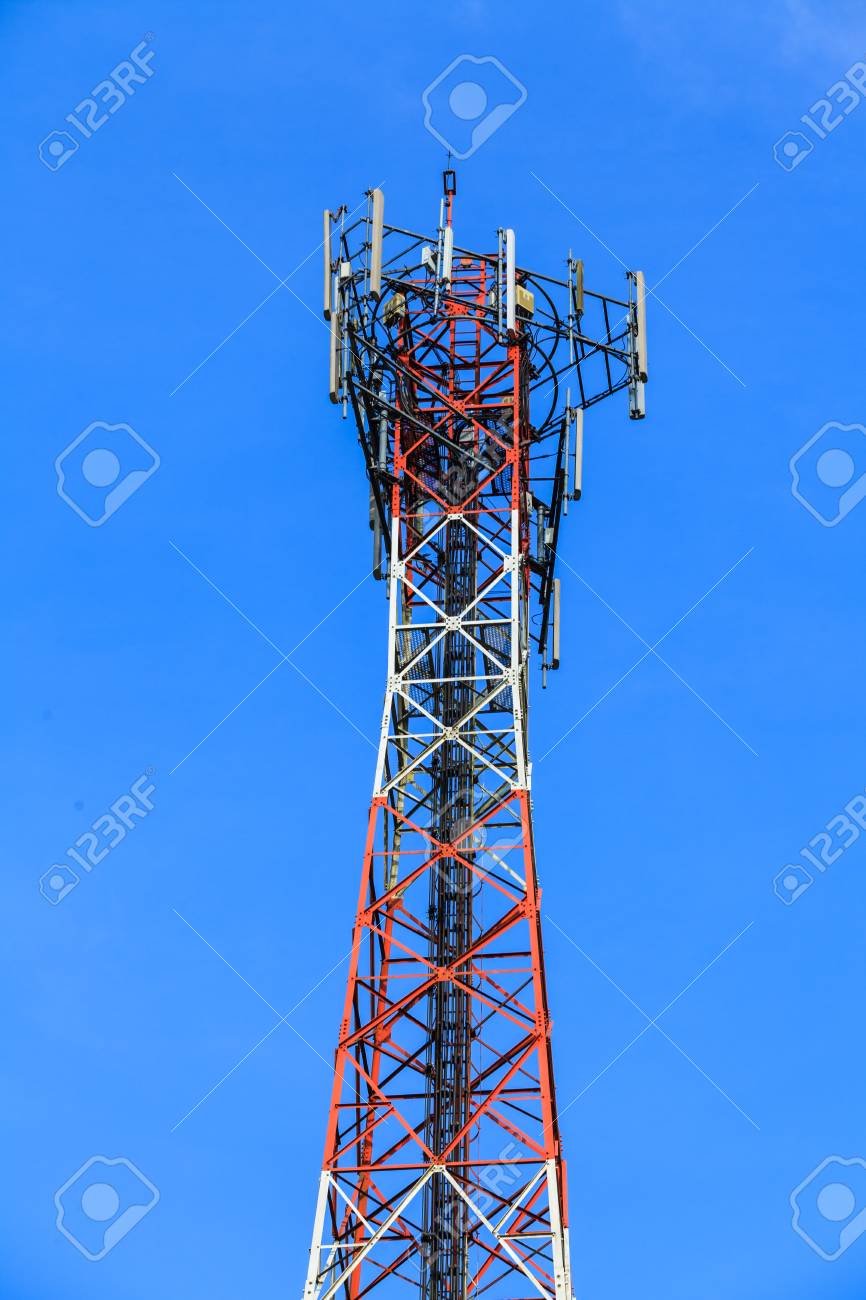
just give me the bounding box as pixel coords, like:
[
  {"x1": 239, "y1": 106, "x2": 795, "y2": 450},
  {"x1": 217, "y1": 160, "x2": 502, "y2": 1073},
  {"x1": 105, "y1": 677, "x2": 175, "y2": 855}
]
[{"x1": 4, "y1": 1, "x2": 866, "y2": 1297}]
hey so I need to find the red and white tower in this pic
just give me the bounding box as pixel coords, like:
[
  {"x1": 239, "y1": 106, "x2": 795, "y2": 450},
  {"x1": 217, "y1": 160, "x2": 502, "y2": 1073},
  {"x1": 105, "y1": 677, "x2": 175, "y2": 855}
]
[{"x1": 304, "y1": 174, "x2": 646, "y2": 1300}]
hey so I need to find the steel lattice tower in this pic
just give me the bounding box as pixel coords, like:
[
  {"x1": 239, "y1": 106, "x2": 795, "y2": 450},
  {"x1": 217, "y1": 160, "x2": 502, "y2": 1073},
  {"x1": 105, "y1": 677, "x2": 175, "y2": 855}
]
[{"x1": 304, "y1": 173, "x2": 647, "y2": 1300}]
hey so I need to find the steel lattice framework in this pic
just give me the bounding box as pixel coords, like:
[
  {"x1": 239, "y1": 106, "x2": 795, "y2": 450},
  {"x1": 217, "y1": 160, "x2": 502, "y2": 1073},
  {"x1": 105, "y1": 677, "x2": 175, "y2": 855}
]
[{"x1": 303, "y1": 174, "x2": 647, "y2": 1300}]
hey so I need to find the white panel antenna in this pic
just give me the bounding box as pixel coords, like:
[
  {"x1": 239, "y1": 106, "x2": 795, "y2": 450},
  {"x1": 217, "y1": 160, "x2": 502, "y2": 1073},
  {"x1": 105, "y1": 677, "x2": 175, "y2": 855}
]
[
  {"x1": 442, "y1": 225, "x2": 453, "y2": 284},
  {"x1": 573, "y1": 407, "x2": 584, "y2": 500},
  {"x1": 328, "y1": 309, "x2": 340, "y2": 404},
  {"x1": 505, "y1": 228, "x2": 516, "y2": 334},
  {"x1": 323, "y1": 209, "x2": 332, "y2": 320},
  {"x1": 369, "y1": 188, "x2": 384, "y2": 300},
  {"x1": 629, "y1": 270, "x2": 647, "y2": 419}
]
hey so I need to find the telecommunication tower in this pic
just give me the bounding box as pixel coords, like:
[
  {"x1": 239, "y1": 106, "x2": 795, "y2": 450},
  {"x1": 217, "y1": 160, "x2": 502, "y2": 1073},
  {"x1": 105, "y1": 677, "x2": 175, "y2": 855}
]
[{"x1": 303, "y1": 173, "x2": 647, "y2": 1300}]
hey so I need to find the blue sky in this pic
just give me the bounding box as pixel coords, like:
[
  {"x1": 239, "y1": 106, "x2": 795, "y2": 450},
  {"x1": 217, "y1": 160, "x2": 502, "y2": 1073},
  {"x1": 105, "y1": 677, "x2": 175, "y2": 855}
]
[{"x1": 4, "y1": 1, "x2": 866, "y2": 1296}]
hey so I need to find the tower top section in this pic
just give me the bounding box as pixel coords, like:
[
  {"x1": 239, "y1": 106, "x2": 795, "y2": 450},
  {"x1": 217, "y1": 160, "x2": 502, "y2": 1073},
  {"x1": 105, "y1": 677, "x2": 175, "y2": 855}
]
[{"x1": 323, "y1": 174, "x2": 648, "y2": 680}]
